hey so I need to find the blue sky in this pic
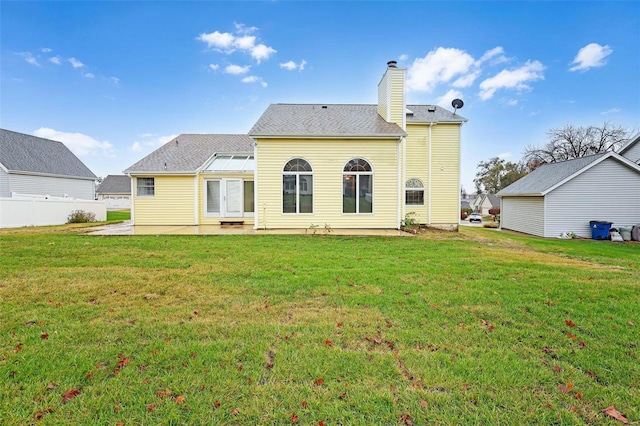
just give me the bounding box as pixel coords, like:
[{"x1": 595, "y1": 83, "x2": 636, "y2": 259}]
[{"x1": 2, "y1": 1, "x2": 639, "y2": 193}]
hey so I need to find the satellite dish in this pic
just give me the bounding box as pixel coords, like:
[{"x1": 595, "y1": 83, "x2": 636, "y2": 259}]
[{"x1": 451, "y1": 99, "x2": 464, "y2": 114}]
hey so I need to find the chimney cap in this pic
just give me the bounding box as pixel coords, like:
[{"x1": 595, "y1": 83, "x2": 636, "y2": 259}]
[{"x1": 387, "y1": 60, "x2": 397, "y2": 68}]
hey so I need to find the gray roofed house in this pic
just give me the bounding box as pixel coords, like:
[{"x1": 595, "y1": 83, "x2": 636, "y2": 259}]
[
  {"x1": 498, "y1": 152, "x2": 640, "y2": 238},
  {"x1": 124, "y1": 61, "x2": 467, "y2": 230},
  {"x1": 124, "y1": 134, "x2": 255, "y2": 173},
  {"x1": 96, "y1": 175, "x2": 132, "y2": 209},
  {"x1": 0, "y1": 128, "x2": 97, "y2": 199},
  {"x1": 619, "y1": 132, "x2": 640, "y2": 164}
]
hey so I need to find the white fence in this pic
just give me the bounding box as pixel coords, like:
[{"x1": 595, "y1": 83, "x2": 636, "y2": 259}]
[{"x1": 0, "y1": 196, "x2": 106, "y2": 228}]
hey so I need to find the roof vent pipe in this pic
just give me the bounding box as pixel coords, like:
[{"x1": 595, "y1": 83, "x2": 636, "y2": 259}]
[{"x1": 387, "y1": 60, "x2": 397, "y2": 68}]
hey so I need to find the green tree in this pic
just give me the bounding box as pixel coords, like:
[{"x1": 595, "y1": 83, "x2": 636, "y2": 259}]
[{"x1": 474, "y1": 157, "x2": 528, "y2": 193}]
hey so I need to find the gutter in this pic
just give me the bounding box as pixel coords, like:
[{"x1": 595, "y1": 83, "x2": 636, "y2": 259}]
[
  {"x1": 248, "y1": 133, "x2": 406, "y2": 140},
  {"x1": 6, "y1": 170, "x2": 97, "y2": 180}
]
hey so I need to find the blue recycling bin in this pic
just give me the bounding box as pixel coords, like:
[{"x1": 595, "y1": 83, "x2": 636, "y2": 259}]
[{"x1": 589, "y1": 221, "x2": 612, "y2": 240}]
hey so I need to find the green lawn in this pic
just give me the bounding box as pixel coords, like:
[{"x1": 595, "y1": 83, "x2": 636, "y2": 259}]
[
  {"x1": 0, "y1": 226, "x2": 638, "y2": 425},
  {"x1": 106, "y1": 210, "x2": 131, "y2": 222}
]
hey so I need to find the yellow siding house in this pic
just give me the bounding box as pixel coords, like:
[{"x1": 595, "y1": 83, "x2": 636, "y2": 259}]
[{"x1": 125, "y1": 61, "x2": 467, "y2": 231}]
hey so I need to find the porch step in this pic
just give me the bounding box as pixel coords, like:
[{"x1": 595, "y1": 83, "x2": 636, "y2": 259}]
[{"x1": 220, "y1": 220, "x2": 245, "y2": 226}]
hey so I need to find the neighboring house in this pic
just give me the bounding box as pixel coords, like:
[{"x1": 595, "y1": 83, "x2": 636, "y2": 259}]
[
  {"x1": 125, "y1": 62, "x2": 467, "y2": 230},
  {"x1": 497, "y1": 144, "x2": 640, "y2": 238},
  {"x1": 472, "y1": 193, "x2": 499, "y2": 215},
  {"x1": 619, "y1": 132, "x2": 640, "y2": 165},
  {"x1": 461, "y1": 200, "x2": 471, "y2": 210},
  {"x1": 0, "y1": 128, "x2": 96, "y2": 199},
  {"x1": 96, "y1": 175, "x2": 132, "y2": 209}
]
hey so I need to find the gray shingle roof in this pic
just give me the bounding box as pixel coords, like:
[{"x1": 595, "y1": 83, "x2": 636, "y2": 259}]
[
  {"x1": 619, "y1": 132, "x2": 639, "y2": 156},
  {"x1": 498, "y1": 154, "x2": 607, "y2": 196},
  {"x1": 486, "y1": 194, "x2": 500, "y2": 207},
  {"x1": 124, "y1": 134, "x2": 254, "y2": 173},
  {"x1": 406, "y1": 105, "x2": 467, "y2": 124},
  {"x1": 0, "y1": 128, "x2": 96, "y2": 179},
  {"x1": 96, "y1": 175, "x2": 131, "y2": 194},
  {"x1": 249, "y1": 104, "x2": 406, "y2": 137}
]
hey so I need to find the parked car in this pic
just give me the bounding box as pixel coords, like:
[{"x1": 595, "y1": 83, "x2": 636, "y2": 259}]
[{"x1": 469, "y1": 212, "x2": 483, "y2": 223}]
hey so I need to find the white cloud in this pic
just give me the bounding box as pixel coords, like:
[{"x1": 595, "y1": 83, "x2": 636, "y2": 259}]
[
  {"x1": 506, "y1": 99, "x2": 518, "y2": 106},
  {"x1": 109, "y1": 76, "x2": 120, "y2": 84},
  {"x1": 68, "y1": 57, "x2": 85, "y2": 68},
  {"x1": 17, "y1": 52, "x2": 40, "y2": 66},
  {"x1": 225, "y1": 64, "x2": 250, "y2": 74},
  {"x1": 41, "y1": 47, "x2": 53, "y2": 53},
  {"x1": 49, "y1": 56, "x2": 61, "y2": 65},
  {"x1": 83, "y1": 72, "x2": 95, "y2": 79},
  {"x1": 601, "y1": 108, "x2": 621, "y2": 115},
  {"x1": 478, "y1": 60, "x2": 545, "y2": 100},
  {"x1": 452, "y1": 71, "x2": 480, "y2": 88},
  {"x1": 407, "y1": 47, "x2": 476, "y2": 92},
  {"x1": 398, "y1": 54, "x2": 408, "y2": 61},
  {"x1": 250, "y1": 44, "x2": 276, "y2": 63},
  {"x1": 34, "y1": 128, "x2": 114, "y2": 157},
  {"x1": 241, "y1": 76, "x2": 268, "y2": 87},
  {"x1": 280, "y1": 59, "x2": 306, "y2": 71},
  {"x1": 197, "y1": 31, "x2": 235, "y2": 50},
  {"x1": 569, "y1": 43, "x2": 612, "y2": 72},
  {"x1": 280, "y1": 61, "x2": 297, "y2": 71},
  {"x1": 130, "y1": 134, "x2": 178, "y2": 152},
  {"x1": 197, "y1": 24, "x2": 276, "y2": 63},
  {"x1": 435, "y1": 89, "x2": 464, "y2": 108},
  {"x1": 209, "y1": 64, "x2": 219, "y2": 71},
  {"x1": 477, "y1": 47, "x2": 507, "y2": 66},
  {"x1": 234, "y1": 35, "x2": 256, "y2": 50}
]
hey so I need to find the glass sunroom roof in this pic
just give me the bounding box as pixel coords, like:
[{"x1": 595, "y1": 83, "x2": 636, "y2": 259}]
[{"x1": 205, "y1": 155, "x2": 254, "y2": 172}]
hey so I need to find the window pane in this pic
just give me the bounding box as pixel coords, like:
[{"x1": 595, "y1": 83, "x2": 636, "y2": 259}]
[
  {"x1": 343, "y1": 158, "x2": 371, "y2": 172},
  {"x1": 137, "y1": 178, "x2": 154, "y2": 196},
  {"x1": 206, "y1": 181, "x2": 220, "y2": 213},
  {"x1": 300, "y1": 175, "x2": 313, "y2": 213},
  {"x1": 283, "y1": 175, "x2": 297, "y2": 213},
  {"x1": 226, "y1": 180, "x2": 242, "y2": 214},
  {"x1": 359, "y1": 175, "x2": 372, "y2": 213},
  {"x1": 244, "y1": 181, "x2": 254, "y2": 213},
  {"x1": 406, "y1": 190, "x2": 424, "y2": 205},
  {"x1": 343, "y1": 175, "x2": 356, "y2": 213},
  {"x1": 284, "y1": 158, "x2": 312, "y2": 172}
]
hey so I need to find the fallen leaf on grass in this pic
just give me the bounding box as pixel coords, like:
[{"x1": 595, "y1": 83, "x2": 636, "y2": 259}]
[
  {"x1": 301, "y1": 401, "x2": 308, "y2": 408},
  {"x1": 567, "y1": 332, "x2": 577, "y2": 341},
  {"x1": 147, "y1": 404, "x2": 156, "y2": 412},
  {"x1": 314, "y1": 378, "x2": 324, "y2": 386},
  {"x1": 420, "y1": 400, "x2": 428, "y2": 408},
  {"x1": 40, "y1": 333, "x2": 49, "y2": 339},
  {"x1": 602, "y1": 405, "x2": 630, "y2": 424},
  {"x1": 34, "y1": 408, "x2": 53, "y2": 421},
  {"x1": 290, "y1": 413, "x2": 299, "y2": 423},
  {"x1": 586, "y1": 370, "x2": 597, "y2": 379},
  {"x1": 565, "y1": 320, "x2": 576, "y2": 327},
  {"x1": 214, "y1": 401, "x2": 221, "y2": 408},
  {"x1": 324, "y1": 340, "x2": 333, "y2": 347},
  {"x1": 401, "y1": 413, "x2": 414, "y2": 425},
  {"x1": 553, "y1": 365, "x2": 562, "y2": 373},
  {"x1": 318, "y1": 422, "x2": 326, "y2": 426},
  {"x1": 62, "y1": 389, "x2": 81, "y2": 403},
  {"x1": 175, "y1": 395, "x2": 186, "y2": 404},
  {"x1": 230, "y1": 408, "x2": 239, "y2": 415}
]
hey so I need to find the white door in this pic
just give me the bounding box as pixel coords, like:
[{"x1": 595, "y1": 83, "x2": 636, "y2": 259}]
[{"x1": 205, "y1": 179, "x2": 244, "y2": 217}]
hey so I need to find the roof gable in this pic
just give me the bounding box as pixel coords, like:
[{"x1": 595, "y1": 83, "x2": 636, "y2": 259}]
[
  {"x1": 619, "y1": 132, "x2": 640, "y2": 162},
  {"x1": 97, "y1": 175, "x2": 131, "y2": 194},
  {"x1": 124, "y1": 134, "x2": 254, "y2": 173},
  {"x1": 0, "y1": 128, "x2": 96, "y2": 179},
  {"x1": 498, "y1": 152, "x2": 640, "y2": 196}
]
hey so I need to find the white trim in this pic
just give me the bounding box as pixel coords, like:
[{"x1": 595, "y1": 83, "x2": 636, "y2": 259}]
[
  {"x1": 253, "y1": 142, "x2": 259, "y2": 229},
  {"x1": 5, "y1": 170, "x2": 96, "y2": 180},
  {"x1": 0, "y1": 162, "x2": 9, "y2": 173},
  {"x1": 397, "y1": 137, "x2": 401, "y2": 229},
  {"x1": 342, "y1": 157, "x2": 374, "y2": 215},
  {"x1": 248, "y1": 134, "x2": 405, "y2": 140},
  {"x1": 282, "y1": 157, "x2": 314, "y2": 215},
  {"x1": 194, "y1": 175, "x2": 199, "y2": 225},
  {"x1": 619, "y1": 133, "x2": 640, "y2": 155},
  {"x1": 128, "y1": 173, "x2": 135, "y2": 224}
]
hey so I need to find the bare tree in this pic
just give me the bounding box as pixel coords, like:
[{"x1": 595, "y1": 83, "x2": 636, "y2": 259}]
[{"x1": 523, "y1": 122, "x2": 632, "y2": 169}]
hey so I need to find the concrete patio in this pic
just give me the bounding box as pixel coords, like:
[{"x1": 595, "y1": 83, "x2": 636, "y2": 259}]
[{"x1": 88, "y1": 221, "x2": 413, "y2": 237}]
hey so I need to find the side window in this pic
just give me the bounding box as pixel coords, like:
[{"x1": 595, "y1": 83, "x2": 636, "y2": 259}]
[
  {"x1": 283, "y1": 159, "x2": 313, "y2": 214},
  {"x1": 137, "y1": 177, "x2": 155, "y2": 196},
  {"x1": 343, "y1": 158, "x2": 372, "y2": 214},
  {"x1": 405, "y1": 178, "x2": 425, "y2": 205}
]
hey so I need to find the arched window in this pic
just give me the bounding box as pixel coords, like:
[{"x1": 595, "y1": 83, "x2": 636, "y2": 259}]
[
  {"x1": 343, "y1": 158, "x2": 373, "y2": 214},
  {"x1": 283, "y1": 159, "x2": 313, "y2": 214},
  {"x1": 405, "y1": 178, "x2": 425, "y2": 206}
]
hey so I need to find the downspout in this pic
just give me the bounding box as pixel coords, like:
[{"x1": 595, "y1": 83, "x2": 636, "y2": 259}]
[
  {"x1": 253, "y1": 141, "x2": 259, "y2": 230},
  {"x1": 129, "y1": 174, "x2": 135, "y2": 224},
  {"x1": 428, "y1": 123, "x2": 434, "y2": 225},
  {"x1": 194, "y1": 175, "x2": 199, "y2": 226},
  {"x1": 402, "y1": 135, "x2": 406, "y2": 227},
  {"x1": 397, "y1": 136, "x2": 402, "y2": 229}
]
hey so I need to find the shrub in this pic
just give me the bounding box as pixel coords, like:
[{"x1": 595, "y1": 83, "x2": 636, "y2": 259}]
[
  {"x1": 67, "y1": 210, "x2": 96, "y2": 224},
  {"x1": 483, "y1": 221, "x2": 499, "y2": 229},
  {"x1": 489, "y1": 207, "x2": 500, "y2": 215},
  {"x1": 461, "y1": 212, "x2": 468, "y2": 220}
]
